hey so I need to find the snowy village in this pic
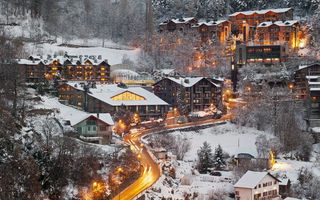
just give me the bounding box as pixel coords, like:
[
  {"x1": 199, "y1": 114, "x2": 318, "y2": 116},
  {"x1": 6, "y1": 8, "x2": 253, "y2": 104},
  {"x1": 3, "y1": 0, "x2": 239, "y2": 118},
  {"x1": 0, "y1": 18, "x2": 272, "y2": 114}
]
[{"x1": 0, "y1": 1, "x2": 320, "y2": 200}]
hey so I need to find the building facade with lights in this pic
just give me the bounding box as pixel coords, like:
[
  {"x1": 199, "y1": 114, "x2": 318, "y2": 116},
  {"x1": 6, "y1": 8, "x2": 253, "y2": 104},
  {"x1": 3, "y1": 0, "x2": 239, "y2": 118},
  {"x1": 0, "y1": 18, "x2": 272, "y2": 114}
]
[
  {"x1": 294, "y1": 63, "x2": 320, "y2": 127},
  {"x1": 229, "y1": 8, "x2": 294, "y2": 42},
  {"x1": 234, "y1": 43, "x2": 287, "y2": 65},
  {"x1": 57, "y1": 82, "x2": 169, "y2": 120},
  {"x1": 18, "y1": 55, "x2": 111, "y2": 83},
  {"x1": 191, "y1": 20, "x2": 232, "y2": 43},
  {"x1": 153, "y1": 77, "x2": 223, "y2": 113},
  {"x1": 234, "y1": 171, "x2": 281, "y2": 200}
]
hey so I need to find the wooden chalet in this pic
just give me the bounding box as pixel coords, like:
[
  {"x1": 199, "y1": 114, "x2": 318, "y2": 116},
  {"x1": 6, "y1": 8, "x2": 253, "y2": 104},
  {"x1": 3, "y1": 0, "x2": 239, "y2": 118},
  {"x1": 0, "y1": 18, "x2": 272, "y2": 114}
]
[
  {"x1": 18, "y1": 54, "x2": 111, "y2": 83},
  {"x1": 153, "y1": 77, "x2": 223, "y2": 113},
  {"x1": 229, "y1": 8, "x2": 293, "y2": 42},
  {"x1": 191, "y1": 20, "x2": 231, "y2": 43}
]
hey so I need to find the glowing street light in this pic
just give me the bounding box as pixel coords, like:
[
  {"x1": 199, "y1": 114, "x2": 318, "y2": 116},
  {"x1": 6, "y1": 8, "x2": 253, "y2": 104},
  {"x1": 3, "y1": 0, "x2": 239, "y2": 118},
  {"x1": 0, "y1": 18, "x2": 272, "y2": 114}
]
[
  {"x1": 247, "y1": 87, "x2": 251, "y2": 92},
  {"x1": 289, "y1": 83, "x2": 294, "y2": 89}
]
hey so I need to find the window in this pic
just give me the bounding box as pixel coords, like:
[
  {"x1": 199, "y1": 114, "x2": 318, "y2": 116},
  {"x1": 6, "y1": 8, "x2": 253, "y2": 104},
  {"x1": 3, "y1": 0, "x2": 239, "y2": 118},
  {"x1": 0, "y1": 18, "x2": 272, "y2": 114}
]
[
  {"x1": 93, "y1": 126, "x2": 96, "y2": 131},
  {"x1": 78, "y1": 95, "x2": 82, "y2": 99},
  {"x1": 87, "y1": 120, "x2": 96, "y2": 125},
  {"x1": 77, "y1": 127, "x2": 82, "y2": 134},
  {"x1": 88, "y1": 126, "x2": 91, "y2": 131},
  {"x1": 100, "y1": 126, "x2": 107, "y2": 131},
  {"x1": 274, "y1": 181, "x2": 277, "y2": 184},
  {"x1": 263, "y1": 192, "x2": 268, "y2": 196},
  {"x1": 78, "y1": 102, "x2": 82, "y2": 106},
  {"x1": 235, "y1": 191, "x2": 239, "y2": 195},
  {"x1": 258, "y1": 184, "x2": 261, "y2": 188}
]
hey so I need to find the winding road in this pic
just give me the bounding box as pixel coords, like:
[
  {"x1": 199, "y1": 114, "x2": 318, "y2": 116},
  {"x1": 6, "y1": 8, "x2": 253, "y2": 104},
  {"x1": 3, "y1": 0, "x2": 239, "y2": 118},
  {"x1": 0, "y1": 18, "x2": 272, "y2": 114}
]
[{"x1": 112, "y1": 114, "x2": 233, "y2": 200}]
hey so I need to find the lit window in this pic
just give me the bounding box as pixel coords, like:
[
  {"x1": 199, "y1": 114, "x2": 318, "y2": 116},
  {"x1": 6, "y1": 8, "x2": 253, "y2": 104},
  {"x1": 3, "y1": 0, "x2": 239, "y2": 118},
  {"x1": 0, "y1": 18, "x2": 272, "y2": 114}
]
[
  {"x1": 78, "y1": 102, "x2": 82, "y2": 106},
  {"x1": 101, "y1": 73, "x2": 105, "y2": 76},
  {"x1": 101, "y1": 67, "x2": 105, "y2": 71},
  {"x1": 78, "y1": 95, "x2": 82, "y2": 99}
]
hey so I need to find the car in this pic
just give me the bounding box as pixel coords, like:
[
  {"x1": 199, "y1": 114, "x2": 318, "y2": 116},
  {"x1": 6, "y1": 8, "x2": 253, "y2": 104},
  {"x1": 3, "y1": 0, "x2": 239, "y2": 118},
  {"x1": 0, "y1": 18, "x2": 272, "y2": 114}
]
[{"x1": 210, "y1": 171, "x2": 222, "y2": 176}]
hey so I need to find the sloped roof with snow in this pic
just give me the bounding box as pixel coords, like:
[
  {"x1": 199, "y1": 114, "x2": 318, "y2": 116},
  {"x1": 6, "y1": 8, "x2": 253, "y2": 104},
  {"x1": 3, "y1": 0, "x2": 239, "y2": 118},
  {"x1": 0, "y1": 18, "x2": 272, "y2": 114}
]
[
  {"x1": 160, "y1": 17, "x2": 196, "y2": 25},
  {"x1": 70, "y1": 113, "x2": 114, "y2": 126},
  {"x1": 192, "y1": 20, "x2": 229, "y2": 27},
  {"x1": 234, "y1": 171, "x2": 280, "y2": 189},
  {"x1": 67, "y1": 83, "x2": 169, "y2": 106},
  {"x1": 258, "y1": 20, "x2": 299, "y2": 28},
  {"x1": 18, "y1": 55, "x2": 109, "y2": 66},
  {"x1": 111, "y1": 69, "x2": 139, "y2": 77},
  {"x1": 230, "y1": 8, "x2": 292, "y2": 17},
  {"x1": 166, "y1": 77, "x2": 221, "y2": 88}
]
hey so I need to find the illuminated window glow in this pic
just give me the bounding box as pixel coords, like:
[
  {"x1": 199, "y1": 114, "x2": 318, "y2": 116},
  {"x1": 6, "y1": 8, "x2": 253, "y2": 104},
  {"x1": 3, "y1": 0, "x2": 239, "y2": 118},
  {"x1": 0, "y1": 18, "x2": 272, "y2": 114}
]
[{"x1": 111, "y1": 91, "x2": 146, "y2": 101}]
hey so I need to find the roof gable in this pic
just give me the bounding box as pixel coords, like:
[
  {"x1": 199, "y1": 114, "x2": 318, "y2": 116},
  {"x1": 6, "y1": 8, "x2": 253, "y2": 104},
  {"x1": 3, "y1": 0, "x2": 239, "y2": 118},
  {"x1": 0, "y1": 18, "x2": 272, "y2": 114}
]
[
  {"x1": 71, "y1": 113, "x2": 114, "y2": 126},
  {"x1": 234, "y1": 171, "x2": 280, "y2": 189},
  {"x1": 111, "y1": 91, "x2": 146, "y2": 101}
]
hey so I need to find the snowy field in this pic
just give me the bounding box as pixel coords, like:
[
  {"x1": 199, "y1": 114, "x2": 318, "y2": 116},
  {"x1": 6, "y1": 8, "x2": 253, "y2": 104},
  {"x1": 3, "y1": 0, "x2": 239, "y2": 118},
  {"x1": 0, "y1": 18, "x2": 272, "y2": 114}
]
[
  {"x1": 145, "y1": 123, "x2": 320, "y2": 199},
  {"x1": 24, "y1": 41, "x2": 140, "y2": 66},
  {"x1": 171, "y1": 123, "x2": 270, "y2": 161}
]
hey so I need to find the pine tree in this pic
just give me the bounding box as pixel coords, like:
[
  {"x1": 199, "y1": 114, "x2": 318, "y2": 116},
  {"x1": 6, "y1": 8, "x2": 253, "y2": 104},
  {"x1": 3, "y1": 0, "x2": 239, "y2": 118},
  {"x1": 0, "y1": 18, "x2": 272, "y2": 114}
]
[
  {"x1": 213, "y1": 145, "x2": 226, "y2": 170},
  {"x1": 197, "y1": 142, "x2": 214, "y2": 173}
]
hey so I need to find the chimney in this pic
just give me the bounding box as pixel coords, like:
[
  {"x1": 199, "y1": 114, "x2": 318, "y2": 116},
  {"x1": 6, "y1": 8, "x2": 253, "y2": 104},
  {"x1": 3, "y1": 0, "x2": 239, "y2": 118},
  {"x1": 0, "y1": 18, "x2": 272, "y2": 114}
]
[{"x1": 97, "y1": 113, "x2": 99, "y2": 118}]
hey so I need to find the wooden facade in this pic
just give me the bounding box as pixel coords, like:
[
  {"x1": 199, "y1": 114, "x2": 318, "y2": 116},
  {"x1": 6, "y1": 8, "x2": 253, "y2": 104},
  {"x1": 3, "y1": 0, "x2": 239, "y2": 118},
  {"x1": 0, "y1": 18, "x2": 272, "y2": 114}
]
[
  {"x1": 159, "y1": 17, "x2": 198, "y2": 33},
  {"x1": 229, "y1": 8, "x2": 301, "y2": 48},
  {"x1": 153, "y1": 77, "x2": 223, "y2": 113},
  {"x1": 191, "y1": 20, "x2": 232, "y2": 43},
  {"x1": 256, "y1": 21, "x2": 300, "y2": 48},
  {"x1": 57, "y1": 83, "x2": 169, "y2": 120},
  {"x1": 294, "y1": 63, "x2": 320, "y2": 127},
  {"x1": 72, "y1": 114, "x2": 113, "y2": 144},
  {"x1": 19, "y1": 56, "x2": 111, "y2": 83}
]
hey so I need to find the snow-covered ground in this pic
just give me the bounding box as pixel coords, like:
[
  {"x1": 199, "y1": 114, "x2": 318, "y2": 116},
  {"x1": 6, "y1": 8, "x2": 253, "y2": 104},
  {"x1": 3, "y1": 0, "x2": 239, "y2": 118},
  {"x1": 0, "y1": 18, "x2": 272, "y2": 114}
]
[
  {"x1": 26, "y1": 88, "x2": 116, "y2": 153},
  {"x1": 24, "y1": 41, "x2": 140, "y2": 66},
  {"x1": 173, "y1": 123, "x2": 270, "y2": 161},
  {"x1": 144, "y1": 123, "x2": 320, "y2": 199}
]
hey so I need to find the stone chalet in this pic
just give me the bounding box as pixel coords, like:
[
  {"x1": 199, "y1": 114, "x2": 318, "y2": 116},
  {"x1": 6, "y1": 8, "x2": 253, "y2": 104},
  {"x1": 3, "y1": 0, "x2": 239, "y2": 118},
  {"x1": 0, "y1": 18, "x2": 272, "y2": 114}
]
[
  {"x1": 57, "y1": 82, "x2": 169, "y2": 120},
  {"x1": 234, "y1": 171, "x2": 281, "y2": 200}
]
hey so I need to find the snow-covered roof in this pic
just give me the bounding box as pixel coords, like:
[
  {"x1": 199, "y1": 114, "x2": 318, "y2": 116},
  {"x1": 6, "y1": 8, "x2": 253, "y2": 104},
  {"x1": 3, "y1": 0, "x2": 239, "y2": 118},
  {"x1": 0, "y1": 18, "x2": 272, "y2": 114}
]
[
  {"x1": 229, "y1": 8, "x2": 292, "y2": 17},
  {"x1": 279, "y1": 179, "x2": 289, "y2": 186},
  {"x1": 17, "y1": 59, "x2": 42, "y2": 65},
  {"x1": 310, "y1": 88, "x2": 320, "y2": 91},
  {"x1": 166, "y1": 77, "x2": 221, "y2": 88},
  {"x1": 258, "y1": 20, "x2": 299, "y2": 28},
  {"x1": 70, "y1": 113, "x2": 114, "y2": 126},
  {"x1": 192, "y1": 20, "x2": 229, "y2": 27},
  {"x1": 159, "y1": 69, "x2": 175, "y2": 75},
  {"x1": 67, "y1": 83, "x2": 169, "y2": 106},
  {"x1": 160, "y1": 17, "x2": 196, "y2": 25},
  {"x1": 111, "y1": 69, "x2": 139, "y2": 77},
  {"x1": 284, "y1": 198, "x2": 300, "y2": 200},
  {"x1": 306, "y1": 75, "x2": 320, "y2": 79},
  {"x1": 234, "y1": 171, "x2": 279, "y2": 189},
  {"x1": 18, "y1": 55, "x2": 109, "y2": 66}
]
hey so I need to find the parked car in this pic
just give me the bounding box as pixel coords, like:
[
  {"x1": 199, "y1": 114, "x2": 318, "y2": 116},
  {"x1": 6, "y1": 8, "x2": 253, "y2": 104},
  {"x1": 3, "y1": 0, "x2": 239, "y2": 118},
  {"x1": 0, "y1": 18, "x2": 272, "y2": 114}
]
[{"x1": 210, "y1": 171, "x2": 222, "y2": 176}]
